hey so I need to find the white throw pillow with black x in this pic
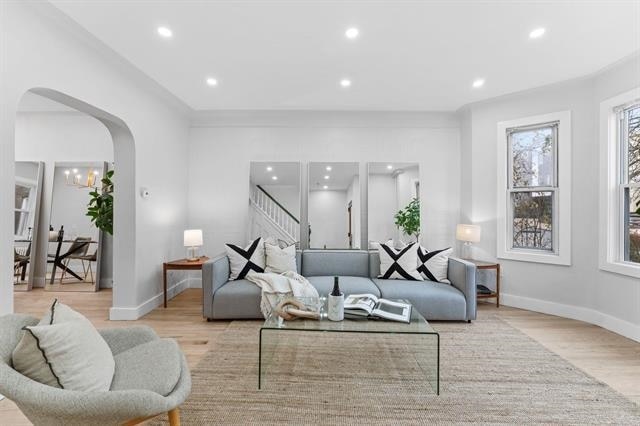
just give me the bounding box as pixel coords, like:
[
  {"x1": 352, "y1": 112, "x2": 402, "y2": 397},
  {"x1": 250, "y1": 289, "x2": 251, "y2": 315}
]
[
  {"x1": 377, "y1": 242, "x2": 423, "y2": 281},
  {"x1": 225, "y1": 237, "x2": 266, "y2": 280},
  {"x1": 417, "y1": 246, "x2": 452, "y2": 283}
]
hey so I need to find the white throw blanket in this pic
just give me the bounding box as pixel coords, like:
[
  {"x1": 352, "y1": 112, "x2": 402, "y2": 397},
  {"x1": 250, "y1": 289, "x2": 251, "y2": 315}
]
[{"x1": 246, "y1": 271, "x2": 319, "y2": 318}]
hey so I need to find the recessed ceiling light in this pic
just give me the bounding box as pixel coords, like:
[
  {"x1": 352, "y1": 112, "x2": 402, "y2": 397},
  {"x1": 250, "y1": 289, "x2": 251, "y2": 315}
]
[
  {"x1": 206, "y1": 77, "x2": 218, "y2": 87},
  {"x1": 323, "y1": 185, "x2": 329, "y2": 189},
  {"x1": 324, "y1": 175, "x2": 330, "y2": 180},
  {"x1": 326, "y1": 166, "x2": 332, "y2": 171},
  {"x1": 266, "y1": 166, "x2": 273, "y2": 172},
  {"x1": 340, "y1": 79, "x2": 352, "y2": 88},
  {"x1": 157, "y1": 26, "x2": 173, "y2": 38},
  {"x1": 387, "y1": 164, "x2": 393, "y2": 170},
  {"x1": 345, "y1": 27, "x2": 359, "y2": 39},
  {"x1": 272, "y1": 176, "x2": 278, "y2": 180},
  {"x1": 529, "y1": 27, "x2": 546, "y2": 39},
  {"x1": 472, "y1": 78, "x2": 485, "y2": 88}
]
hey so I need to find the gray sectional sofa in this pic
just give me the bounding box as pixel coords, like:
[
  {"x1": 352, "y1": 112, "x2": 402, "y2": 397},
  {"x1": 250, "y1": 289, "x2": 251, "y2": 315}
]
[{"x1": 202, "y1": 249, "x2": 477, "y2": 322}]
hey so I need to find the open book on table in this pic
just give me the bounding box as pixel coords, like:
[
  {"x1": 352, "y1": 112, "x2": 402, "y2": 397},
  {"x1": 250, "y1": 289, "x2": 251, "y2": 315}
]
[{"x1": 343, "y1": 294, "x2": 412, "y2": 323}]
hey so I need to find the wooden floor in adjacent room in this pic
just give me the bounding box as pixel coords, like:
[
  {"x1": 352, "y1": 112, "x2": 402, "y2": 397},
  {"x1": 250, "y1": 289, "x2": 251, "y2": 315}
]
[{"x1": 2, "y1": 288, "x2": 639, "y2": 425}]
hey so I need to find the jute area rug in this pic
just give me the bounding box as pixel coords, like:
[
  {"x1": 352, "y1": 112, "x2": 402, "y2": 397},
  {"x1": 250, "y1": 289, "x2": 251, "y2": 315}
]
[{"x1": 152, "y1": 316, "x2": 640, "y2": 425}]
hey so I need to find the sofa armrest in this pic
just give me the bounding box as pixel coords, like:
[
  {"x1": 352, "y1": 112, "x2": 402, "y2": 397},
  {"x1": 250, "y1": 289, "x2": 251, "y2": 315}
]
[
  {"x1": 202, "y1": 254, "x2": 229, "y2": 319},
  {"x1": 447, "y1": 257, "x2": 477, "y2": 321}
]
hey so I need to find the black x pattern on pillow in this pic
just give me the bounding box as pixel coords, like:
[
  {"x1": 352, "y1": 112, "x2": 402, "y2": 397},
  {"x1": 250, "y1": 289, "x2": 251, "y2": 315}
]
[
  {"x1": 418, "y1": 247, "x2": 449, "y2": 282},
  {"x1": 226, "y1": 238, "x2": 265, "y2": 280},
  {"x1": 379, "y1": 242, "x2": 422, "y2": 281}
]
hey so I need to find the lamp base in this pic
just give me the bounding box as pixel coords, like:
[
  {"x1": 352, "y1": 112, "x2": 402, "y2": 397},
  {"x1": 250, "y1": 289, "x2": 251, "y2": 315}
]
[
  {"x1": 186, "y1": 246, "x2": 200, "y2": 262},
  {"x1": 462, "y1": 241, "x2": 473, "y2": 259}
]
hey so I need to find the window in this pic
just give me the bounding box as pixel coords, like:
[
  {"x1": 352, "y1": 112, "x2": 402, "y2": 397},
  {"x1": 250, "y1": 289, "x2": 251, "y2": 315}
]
[
  {"x1": 619, "y1": 103, "x2": 640, "y2": 264},
  {"x1": 497, "y1": 111, "x2": 571, "y2": 265},
  {"x1": 508, "y1": 123, "x2": 557, "y2": 252},
  {"x1": 599, "y1": 88, "x2": 640, "y2": 278},
  {"x1": 14, "y1": 181, "x2": 35, "y2": 239}
]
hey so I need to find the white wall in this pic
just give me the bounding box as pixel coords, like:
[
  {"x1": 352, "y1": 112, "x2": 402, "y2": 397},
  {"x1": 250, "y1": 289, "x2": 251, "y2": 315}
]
[
  {"x1": 188, "y1": 111, "x2": 461, "y2": 259},
  {"x1": 309, "y1": 190, "x2": 348, "y2": 249},
  {"x1": 0, "y1": 2, "x2": 191, "y2": 318},
  {"x1": 459, "y1": 54, "x2": 640, "y2": 341},
  {"x1": 15, "y1": 112, "x2": 113, "y2": 287},
  {"x1": 368, "y1": 174, "x2": 398, "y2": 245}
]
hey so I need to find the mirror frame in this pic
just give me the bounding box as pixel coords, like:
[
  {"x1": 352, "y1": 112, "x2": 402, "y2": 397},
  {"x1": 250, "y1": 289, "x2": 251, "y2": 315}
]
[{"x1": 14, "y1": 161, "x2": 44, "y2": 291}]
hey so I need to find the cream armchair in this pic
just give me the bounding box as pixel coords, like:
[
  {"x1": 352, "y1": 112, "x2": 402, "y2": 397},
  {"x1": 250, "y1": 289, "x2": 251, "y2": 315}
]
[{"x1": 0, "y1": 314, "x2": 191, "y2": 426}]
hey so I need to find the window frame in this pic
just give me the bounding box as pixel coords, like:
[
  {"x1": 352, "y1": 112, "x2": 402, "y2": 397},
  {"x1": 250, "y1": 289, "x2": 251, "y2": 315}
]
[
  {"x1": 497, "y1": 111, "x2": 571, "y2": 265},
  {"x1": 599, "y1": 87, "x2": 640, "y2": 278}
]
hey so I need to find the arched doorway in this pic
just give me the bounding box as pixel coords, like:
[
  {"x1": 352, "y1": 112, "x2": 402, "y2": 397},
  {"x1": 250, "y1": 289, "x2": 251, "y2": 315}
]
[{"x1": 10, "y1": 88, "x2": 136, "y2": 317}]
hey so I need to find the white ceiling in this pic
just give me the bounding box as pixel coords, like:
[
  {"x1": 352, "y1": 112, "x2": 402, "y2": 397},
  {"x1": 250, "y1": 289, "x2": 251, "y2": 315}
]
[
  {"x1": 50, "y1": 1, "x2": 640, "y2": 111},
  {"x1": 309, "y1": 162, "x2": 358, "y2": 191},
  {"x1": 368, "y1": 162, "x2": 418, "y2": 175},
  {"x1": 250, "y1": 161, "x2": 300, "y2": 186}
]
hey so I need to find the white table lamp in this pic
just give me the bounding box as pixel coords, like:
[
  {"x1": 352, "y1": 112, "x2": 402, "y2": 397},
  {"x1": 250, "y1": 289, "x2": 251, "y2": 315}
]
[
  {"x1": 184, "y1": 229, "x2": 203, "y2": 261},
  {"x1": 456, "y1": 224, "x2": 481, "y2": 258}
]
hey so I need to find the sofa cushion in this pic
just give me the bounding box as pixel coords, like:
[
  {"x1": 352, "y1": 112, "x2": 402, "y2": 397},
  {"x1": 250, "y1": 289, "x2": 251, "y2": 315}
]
[
  {"x1": 212, "y1": 279, "x2": 263, "y2": 319},
  {"x1": 302, "y1": 250, "x2": 369, "y2": 277},
  {"x1": 307, "y1": 276, "x2": 381, "y2": 297},
  {"x1": 372, "y1": 279, "x2": 466, "y2": 320},
  {"x1": 110, "y1": 339, "x2": 181, "y2": 396}
]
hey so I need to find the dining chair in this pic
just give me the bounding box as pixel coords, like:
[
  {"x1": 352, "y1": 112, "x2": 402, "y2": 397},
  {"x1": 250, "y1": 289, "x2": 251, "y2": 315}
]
[{"x1": 59, "y1": 237, "x2": 92, "y2": 283}]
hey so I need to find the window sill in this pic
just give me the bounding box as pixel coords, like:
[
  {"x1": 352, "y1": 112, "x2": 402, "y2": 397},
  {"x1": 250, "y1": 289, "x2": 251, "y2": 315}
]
[
  {"x1": 599, "y1": 261, "x2": 640, "y2": 279},
  {"x1": 498, "y1": 249, "x2": 571, "y2": 266}
]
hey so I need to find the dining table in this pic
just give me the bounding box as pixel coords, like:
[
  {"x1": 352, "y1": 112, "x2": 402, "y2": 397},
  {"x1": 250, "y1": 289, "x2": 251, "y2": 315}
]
[{"x1": 48, "y1": 238, "x2": 98, "y2": 284}]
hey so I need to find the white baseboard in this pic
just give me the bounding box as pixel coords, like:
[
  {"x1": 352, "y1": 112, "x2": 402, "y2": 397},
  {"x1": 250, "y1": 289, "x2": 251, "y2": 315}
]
[
  {"x1": 188, "y1": 277, "x2": 202, "y2": 289},
  {"x1": 109, "y1": 278, "x2": 190, "y2": 321},
  {"x1": 501, "y1": 293, "x2": 640, "y2": 343}
]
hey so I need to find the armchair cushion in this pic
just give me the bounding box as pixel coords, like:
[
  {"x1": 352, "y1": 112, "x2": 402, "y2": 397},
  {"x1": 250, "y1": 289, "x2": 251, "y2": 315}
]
[
  {"x1": 110, "y1": 338, "x2": 182, "y2": 397},
  {"x1": 12, "y1": 300, "x2": 115, "y2": 392}
]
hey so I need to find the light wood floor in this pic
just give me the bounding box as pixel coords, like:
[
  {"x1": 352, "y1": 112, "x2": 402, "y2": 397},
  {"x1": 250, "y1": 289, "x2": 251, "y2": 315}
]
[{"x1": 1, "y1": 289, "x2": 639, "y2": 425}]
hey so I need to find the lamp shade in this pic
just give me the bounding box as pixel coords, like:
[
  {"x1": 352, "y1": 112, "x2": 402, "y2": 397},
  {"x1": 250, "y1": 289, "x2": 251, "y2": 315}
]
[
  {"x1": 456, "y1": 224, "x2": 481, "y2": 243},
  {"x1": 183, "y1": 229, "x2": 203, "y2": 247}
]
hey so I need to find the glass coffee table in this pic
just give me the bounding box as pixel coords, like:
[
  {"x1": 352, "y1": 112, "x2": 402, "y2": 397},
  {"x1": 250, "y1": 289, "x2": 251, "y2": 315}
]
[{"x1": 259, "y1": 297, "x2": 440, "y2": 394}]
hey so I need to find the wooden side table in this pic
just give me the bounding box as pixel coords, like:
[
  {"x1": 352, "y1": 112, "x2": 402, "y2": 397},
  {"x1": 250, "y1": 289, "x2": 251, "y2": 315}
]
[
  {"x1": 465, "y1": 259, "x2": 500, "y2": 308},
  {"x1": 163, "y1": 256, "x2": 210, "y2": 308}
]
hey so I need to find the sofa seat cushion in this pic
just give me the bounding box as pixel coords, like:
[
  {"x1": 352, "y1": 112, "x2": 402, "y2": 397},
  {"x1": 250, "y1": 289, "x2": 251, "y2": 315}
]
[
  {"x1": 307, "y1": 276, "x2": 381, "y2": 297},
  {"x1": 212, "y1": 279, "x2": 263, "y2": 319},
  {"x1": 372, "y1": 279, "x2": 466, "y2": 320},
  {"x1": 110, "y1": 339, "x2": 181, "y2": 396}
]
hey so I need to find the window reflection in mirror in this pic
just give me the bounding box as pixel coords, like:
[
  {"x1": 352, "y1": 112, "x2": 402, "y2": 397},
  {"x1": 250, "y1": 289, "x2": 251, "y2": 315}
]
[
  {"x1": 367, "y1": 163, "x2": 420, "y2": 249},
  {"x1": 249, "y1": 162, "x2": 301, "y2": 247},
  {"x1": 308, "y1": 162, "x2": 360, "y2": 249},
  {"x1": 14, "y1": 161, "x2": 44, "y2": 291}
]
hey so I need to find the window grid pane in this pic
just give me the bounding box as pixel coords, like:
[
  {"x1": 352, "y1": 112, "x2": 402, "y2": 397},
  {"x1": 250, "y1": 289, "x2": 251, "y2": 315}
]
[
  {"x1": 510, "y1": 124, "x2": 556, "y2": 188},
  {"x1": 624, "y1": 187, "x2": 640, "y2": 263},
  {"x1": 622, "y1": 104, "x2": 640, "y2": 264},
  {"x1": 511, "y1": 191, "x2": 554, "y2": 251},
  {"x1": 626, "y1": 106, "x2": 640, "y2": 184}
]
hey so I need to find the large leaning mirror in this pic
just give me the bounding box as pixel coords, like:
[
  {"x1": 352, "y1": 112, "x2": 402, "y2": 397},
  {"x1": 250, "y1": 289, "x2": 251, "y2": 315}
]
[
  {"x1": 249, "y1": 162, "x2": 301, "y2": 246},
  {"x1": 14, "y1": 161, "x2": 44, "y2": 291},
  {"x1": 45, "y1": 161, "x2": 108, "y2": 292},
  {"x1": 308, "y1": 162, "x2": 360, "y2": 249},
  {"x1": 368, "y1": 162, "x2": 420, "y2": 248}
]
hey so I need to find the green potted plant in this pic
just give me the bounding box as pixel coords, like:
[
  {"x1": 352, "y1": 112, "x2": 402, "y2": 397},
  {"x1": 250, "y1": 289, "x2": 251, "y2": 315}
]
[
  {"x1": 394, "y1": 197, "x2": 420, "y2": 242},
  {"x1": 87, "y1": 170, "x2": 114, "y2": 235}
]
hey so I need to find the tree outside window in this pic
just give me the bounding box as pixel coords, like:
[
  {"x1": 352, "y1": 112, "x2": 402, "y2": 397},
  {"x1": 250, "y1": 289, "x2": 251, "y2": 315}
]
[{"x1": 623, "y1": 104, "x2": 640, "y2": 263}]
